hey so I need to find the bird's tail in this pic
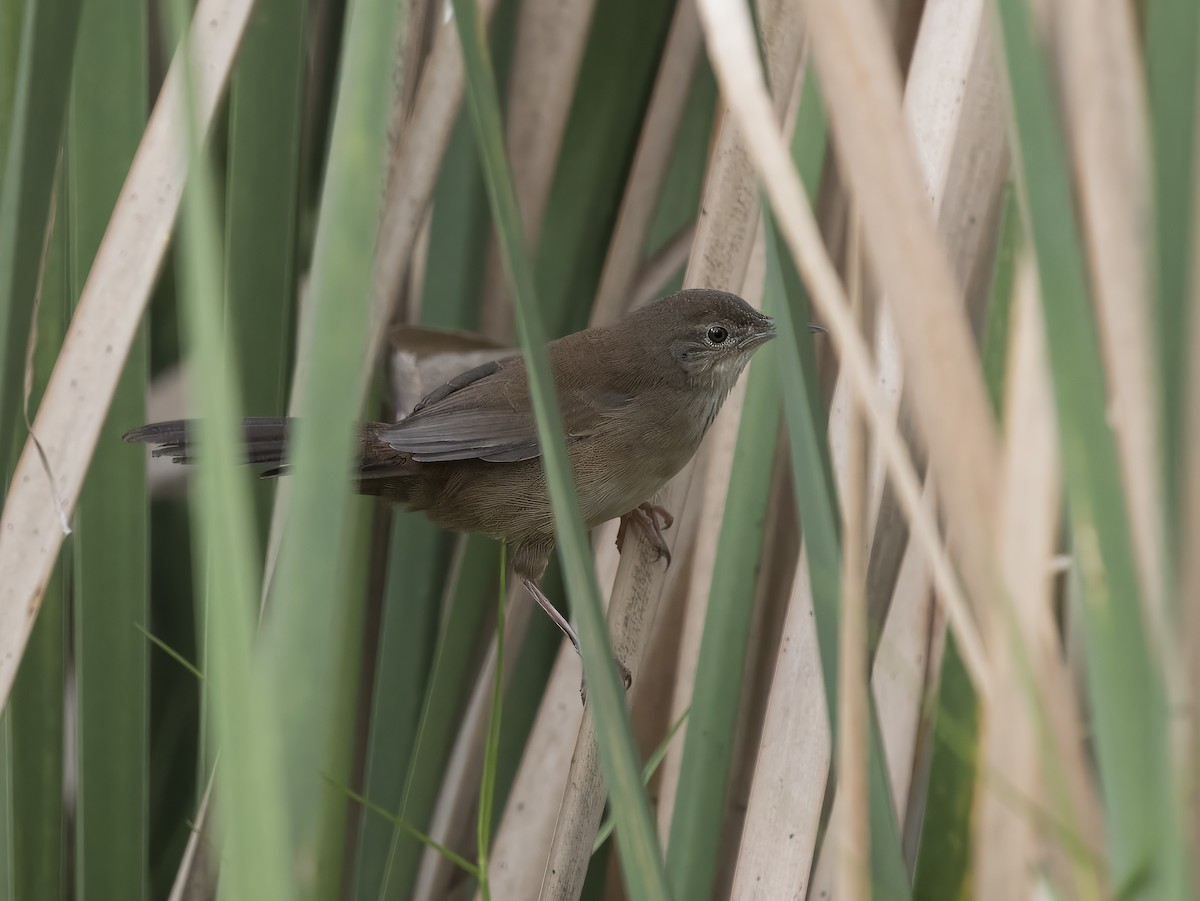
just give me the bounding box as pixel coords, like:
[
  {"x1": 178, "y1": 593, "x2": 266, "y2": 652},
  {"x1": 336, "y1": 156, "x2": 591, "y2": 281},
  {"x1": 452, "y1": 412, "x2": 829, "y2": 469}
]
[
  {"x1": 124, "y1": 417, "x2": 295, "y2": 475},
  {"x1": 125, "y1": 417, "x2": 418, "y2": 505}
]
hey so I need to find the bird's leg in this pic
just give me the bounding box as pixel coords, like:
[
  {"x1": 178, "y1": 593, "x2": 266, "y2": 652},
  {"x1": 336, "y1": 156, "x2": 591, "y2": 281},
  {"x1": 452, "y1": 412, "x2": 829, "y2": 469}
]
[
  {"x1": 521, "y1": 578, "x2": 632, "y2": 697},
  {"x1": 521, "y1": 577, "x2": 581, "y2": 654},
  {"x1": 615, "y1": 502, "x2": 675, "y2": 566}
]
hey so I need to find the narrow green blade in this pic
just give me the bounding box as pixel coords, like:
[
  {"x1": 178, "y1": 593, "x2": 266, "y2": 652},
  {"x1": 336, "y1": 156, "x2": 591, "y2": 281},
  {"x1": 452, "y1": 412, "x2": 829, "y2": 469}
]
[
  {"x1": 1146, "y1": 0, "x2": 1200, "y2": 533},
  {"x1": 351, "y1": 512, "x2": 451, "y2": 900},
  {"x1": 165, "y1": 1, "x2": 294, "y2": 896},
  {"x1": 0, "y1": 0, "x2": 83, "y2": 487},
  {"x1": 767, "y1": 206, "x2": 913, "y2": 901},
  {"x1": 377, "y1": 534, "x2": 498, "y2": 901},
  {"x1": 0, "y1": 0, "x2": 25, "y2": 167},
  {"x1": 67, "y1": 0, "x2": 148, "y2": 896},
  {"x1": 534, "y1": 0, "x2": 676, "y2": 332},
  {"x1": 993, "y1": 0, "x2": 1181, "y2": 893},
  {"x1": 909, "y1": 184, "x2": 1018, "y2": 899},
  {"x1": 260, "y1": 0, "x2": 406, "y2": 891},
  {"x1": 1, "y1": 164, "x2": 71, "y2": 901},
  {"x1": 450, "y1": 0, "x2": 671, "y2": 896},
  {"x1": 223, "y1": 0, "x2": 307, "y2": 540},
  {"x1": 764, "y1": 68, "x2": 910, "y2": 900},
  {"x1": 664, "y1": 339, "x2": 781, "y2": 899}
]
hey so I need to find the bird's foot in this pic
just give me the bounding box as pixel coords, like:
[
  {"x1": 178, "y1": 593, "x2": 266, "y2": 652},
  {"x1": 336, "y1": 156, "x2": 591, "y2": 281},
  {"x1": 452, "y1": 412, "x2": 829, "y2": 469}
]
[
  {"x1": 522, "y1": 577, "x2": 632, "y2": 705},
  {"x1": 615, "y1": 503, "x2": 674, "y2": 567},
  {"x1": 580, "y1": 661, "x2": 632, "y2": 706}
]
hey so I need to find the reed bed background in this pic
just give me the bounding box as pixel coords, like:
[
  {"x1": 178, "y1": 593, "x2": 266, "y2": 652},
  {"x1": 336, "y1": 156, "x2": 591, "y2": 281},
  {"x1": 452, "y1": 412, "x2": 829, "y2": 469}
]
[{"x1": 0, "y1": 0, "x2": 1194, "y2": 899}]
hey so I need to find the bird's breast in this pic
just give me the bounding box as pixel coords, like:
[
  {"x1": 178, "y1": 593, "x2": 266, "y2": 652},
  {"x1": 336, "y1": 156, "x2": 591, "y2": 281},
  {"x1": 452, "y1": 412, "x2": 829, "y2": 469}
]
[{"x1": 570, "y1": 390, "x2": 714, "y2": 526}]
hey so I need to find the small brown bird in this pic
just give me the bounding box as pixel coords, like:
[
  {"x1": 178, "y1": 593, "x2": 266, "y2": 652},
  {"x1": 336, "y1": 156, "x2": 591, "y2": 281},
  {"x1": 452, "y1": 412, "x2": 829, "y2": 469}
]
[{"x1": 126, "y1": 288, "x2": 784, "y2": 670}]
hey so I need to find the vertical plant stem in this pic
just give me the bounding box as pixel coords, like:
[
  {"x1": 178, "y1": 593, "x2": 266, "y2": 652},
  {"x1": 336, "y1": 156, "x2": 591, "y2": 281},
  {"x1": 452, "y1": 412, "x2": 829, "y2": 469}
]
[
  {"x1": 261, "y1": 0, "x2": 406, "y2": 890},
  {"x1": 450, "y1": 0, "x2": 671, "y2": 896},
  {"x1": 68, "y1": 0, "x2": 149, "y2": 896},
  {"x1": 0, "y1": 0, "x2": 83, "y2": 483},
  {"x1": 476, "y1": 547, "x2": 507, "y2": 901},
  {"x1": 223, "y1": 0, "x2": 308, "y2": 538},
  {"x1": 2, "y1": 167, "x2": 70, "y2": 901},
  {"x1": 663, "y1": 338, "x2": 781, "y2": 900},
  {"x1": 837, "y1": 249, "x2": 870, "y2": 901},
  {"x1": 1147, "y1": 0, "x2": 1200, "y2": 536},
  {"x1": 993, "y1": 0, "x2": 1181, "y2": 892},
  {"x1": 165, "y1": 0, "x2": 294, "y2": 897}
]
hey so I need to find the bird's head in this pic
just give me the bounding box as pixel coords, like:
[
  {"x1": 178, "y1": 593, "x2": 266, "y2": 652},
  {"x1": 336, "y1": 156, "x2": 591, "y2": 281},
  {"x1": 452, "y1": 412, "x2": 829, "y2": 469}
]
[{"x1": 637, "y1": 289, "x2": 778, "y2": 390}]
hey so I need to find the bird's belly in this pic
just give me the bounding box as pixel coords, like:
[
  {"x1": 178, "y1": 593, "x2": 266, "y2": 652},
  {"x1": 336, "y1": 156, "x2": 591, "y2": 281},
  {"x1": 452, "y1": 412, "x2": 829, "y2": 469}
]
[
  {"x1": 407, "y1": 416, "x2": 702, "y2": 541},
  {"x1": 572, "y1": 435, "x2": 697, "y2": 528}
]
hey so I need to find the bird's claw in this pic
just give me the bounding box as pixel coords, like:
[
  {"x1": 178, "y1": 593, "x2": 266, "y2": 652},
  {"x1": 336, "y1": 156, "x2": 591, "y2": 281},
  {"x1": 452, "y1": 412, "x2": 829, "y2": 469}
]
[
  {"x1": 579, "y1": 660, "x2": 633, "y2": 705},
  {"x1": 615, "y1": 503, "x2": 674, "y2": 567}
]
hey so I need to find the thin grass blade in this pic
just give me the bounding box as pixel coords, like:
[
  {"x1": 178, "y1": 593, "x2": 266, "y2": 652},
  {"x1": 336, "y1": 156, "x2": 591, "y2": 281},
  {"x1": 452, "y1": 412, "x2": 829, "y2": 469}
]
[
  {"x1": 909, "y1": 181, "x2": 1020, "y2": 901},
  {"x1": 165, "y1": 0, "x2": 293, "y2": 896},
  {"x1": 767, "y1": 205, "x2": 913, "y2": 900},
  {"x1": 67, "y1": 0, "x2": 149, "y2": 894},
  {"x1": 1146, "y1": 0, "x2": 1200, "y2": 533},
  {"x1": 377, "y1": 534, "x2": 498, "y2": 901},
  {"x1": 0, "y1": 0, "x2": 24, "y2": 167},
  {"x1": 664, "y1": 334, "x2": 780, "y2": 900},
  {"x1": 0, "y1": 0, "x2": 83, "y2": 485},
  {"x1": 351, "y1": 512, "x2": 452, "y2": 900},
  {"x1": 449, "y1": 0, "x2": 671, "y2": 896},
  {"x1": 992, "y1": 0, "x2": 1181, "y2": 893},
  {"x1": 260, "y1": 0, "x2": 406, "y2": 888},
  {"x1": 223, "y1": 0, "x2": 307, "y2": 537},
  {"x1": 532, "y1": 0, "x2": 676, "y2": 334},
  {"x1": 1, "y1": 171, "x2": 71, "y2": 901}
]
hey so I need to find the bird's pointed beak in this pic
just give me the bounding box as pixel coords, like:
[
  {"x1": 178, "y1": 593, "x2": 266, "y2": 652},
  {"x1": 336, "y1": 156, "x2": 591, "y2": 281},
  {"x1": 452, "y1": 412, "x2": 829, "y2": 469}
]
[
  {"x1": 746, "y1": 316, "x2": 777, "y2": 348},
  {"x1": 807, "y1": 322, "x2": 826, "y2": 334}
]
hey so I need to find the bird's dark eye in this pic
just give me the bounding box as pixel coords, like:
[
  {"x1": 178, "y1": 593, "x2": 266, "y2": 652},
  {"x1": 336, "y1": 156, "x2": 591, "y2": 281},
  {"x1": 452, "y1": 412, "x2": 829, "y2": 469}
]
[{"x1": 707, "y1": 325, "x2": 729, "y2": 344}]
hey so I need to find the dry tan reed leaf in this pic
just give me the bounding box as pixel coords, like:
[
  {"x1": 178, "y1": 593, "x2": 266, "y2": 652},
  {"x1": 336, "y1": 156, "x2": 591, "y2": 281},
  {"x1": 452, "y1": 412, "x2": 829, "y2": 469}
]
[
  {"x1": 477, "y1": 0, "x2": 597, "y2": 340},
  {"x1": 822, "y1": 3, "x2": 1007, "y2": 887},
  {"x1": 600, "y1": 544, "x2": 694, "y2": 901},
  {"x1": 651, "y1": 16, "x2": 808, "y2": 857},
  {"x1": 0, "y1": 0, "x2": 255, "y2": 708},
  {"x1": 538, "y1": 56, "x2": 791, "y2": 901},
  {"x1": 652, "y1": 217, "x2": 767, "y2": 840},
  {"x1": 538, "y1": 528, "x2": 697, "y2": 899},
  {"x1": 411, "y1": 9, "x2": 603, "y2": 858},
  {"x1": 710, "y1": 445, "x2": 799, "y2": 899},
  {"x1": 532, "y1": 4, "x2": 809, "y2": 889},
  {"x1": 480, "y1": 518, "x2": 699, "y2": 899},
  {"x1": 898, "y1": 591, "x2": 949, "y2": 850},
  {"x1": 870, "y1": 501, "x2": 936, "y2": 810},
  {"x1": 368, "y1": 0, "x2": 499, "y2": 360},
  {"x1": 591, "y1": 0, "x2": 704, "y2": 326},
  {"x1": 483, "y1": 644, "x2": 585, "y2": 899},
  {"x1": 728, "y1": 551, "x2": 830, "y2": 899},
  {"x1": 979, "y1": 260, "x2": 1107, "y2": 899},
  {"x1": 733, "y1": 0, "x2": 1007, "y2": 888},
  {"x1": 694, "y1": 0, "x2": 991, "y2": 696},
  {"x1": 836, "y1": 279, "x2": 871, "y2": 901},
  {"x1": 797, "y1": 0, "x2": 1003, "y2": 615},
  {"x1": 807, "y1": 488, "x2": 940, "y2": 899},
  {"x1": 1053, "y1": 0, "x2": 1173, "y2": 713},
  {"x1": 411, "y1": 592, "x2": 534, "y2": 901},
  {"x1": 862, "y1": 0, "x2": 1006, "y2": 839},
  {"x1": 976, "y1": 260, "x2": 1056, "y2": 899},
  {"x1": 628, "y1": 222, "x2": 697, "y2": 310}
]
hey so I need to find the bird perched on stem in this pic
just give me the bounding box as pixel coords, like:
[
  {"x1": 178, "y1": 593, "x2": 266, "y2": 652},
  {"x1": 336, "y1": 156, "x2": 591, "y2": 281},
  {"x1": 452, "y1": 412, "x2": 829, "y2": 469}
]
[{"x1": 126, "y1": 288, "x2": 797, "y2": 683}]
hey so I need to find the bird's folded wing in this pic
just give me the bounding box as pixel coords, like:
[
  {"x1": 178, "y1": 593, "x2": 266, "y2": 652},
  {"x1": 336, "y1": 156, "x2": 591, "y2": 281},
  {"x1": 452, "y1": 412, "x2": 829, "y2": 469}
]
[{"x1": 380, "y1": 359, "x2": 630, "y2": 464}]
